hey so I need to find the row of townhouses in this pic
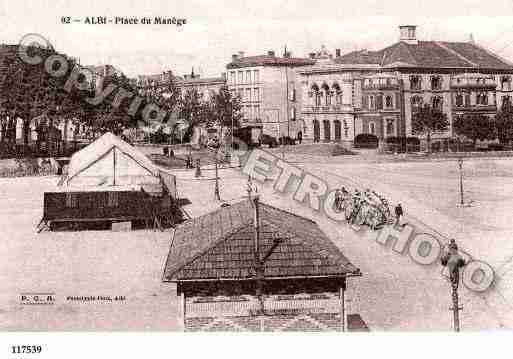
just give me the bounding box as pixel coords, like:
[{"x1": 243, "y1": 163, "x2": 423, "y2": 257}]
[{"x1": 139, "y1": 25, "x2": 513, "y2": 147}]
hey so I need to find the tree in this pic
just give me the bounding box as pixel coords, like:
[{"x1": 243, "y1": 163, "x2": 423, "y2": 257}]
[
  {"x1": 411, "y1": 104, "x2": 449, "y2": 152},
  {"x1": 178, "y1": 88, "x2": 210, "y2": 142},
  {"x1": 495, "y1": 101, "x2": 513, "y2": 145},
  {"x1": 453, "y1": 114, "x2": 495, "y2": 147},
  {"x1": 210, "y1": 85, "x2": 242, "y2": 140}
]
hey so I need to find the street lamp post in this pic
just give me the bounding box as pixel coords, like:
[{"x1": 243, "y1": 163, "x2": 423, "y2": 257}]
[
  {"x1": 214, "y1": 147, "x2": 220, "y2": 201},
  {"x1": 458, "y1": 158, "x2": 464, "y2": 206},
  {"x1": 441, "y1": 239, "x2": 466, "y2": 332}
]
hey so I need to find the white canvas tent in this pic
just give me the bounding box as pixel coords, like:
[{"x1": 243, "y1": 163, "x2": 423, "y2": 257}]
[{"x1": 63, "y1": 132, "x2": 162, "y2": 188}]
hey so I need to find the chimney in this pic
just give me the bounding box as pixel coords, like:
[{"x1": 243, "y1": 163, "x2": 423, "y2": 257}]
[
  {"x1": 399, "y1": 25, "x2": 418, "y2": 45},
  {"x1": 309, "y1": 52, "x2": 316, "y2": 59},
  {"x1": 284, "y1": 51, "x2": 292, "y2": 58},
  {"x1": 238, "y1": 51, "x2": 245, "y2": 58},
  {"x1": 268, "y1": 50, "x2": 275, "y2": 57},
  {"x1": 335, "y1": 49, "x2": 341, "y2": 57},
  {"x1": 232, "y1": 54, "x2": 239, "y2": 62}
]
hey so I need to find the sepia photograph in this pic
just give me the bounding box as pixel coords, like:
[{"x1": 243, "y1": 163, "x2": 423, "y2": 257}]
[{"x1": 1, "y1": 2, "x2": 513, "y2": 351}]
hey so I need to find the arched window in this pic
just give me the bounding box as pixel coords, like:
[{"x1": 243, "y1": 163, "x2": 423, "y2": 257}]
[
  {"x1": 311, "y1": 84, "x2": 321, "y2": 107},
  {"x1": 386, "y1": 119, "x2": 395, "y2": 136},
  {"x1": 369, "y1": 122, "x2": 376, "y2": 135},
  {"x1": 313, "y1": 119, "x2": 320, "y2": 142},
  {"x1": 334, "y1": 120, "x2": 341, "y2": 141},
  {"x1": 332, "y1": 83, "x2": 342, "y2": 105},
  {"x1": 323, "y1": 119, "x2": 331, "y2": 141},
  {"x1": 322, "y1": 83, "x2": 330, "y2": 106}
]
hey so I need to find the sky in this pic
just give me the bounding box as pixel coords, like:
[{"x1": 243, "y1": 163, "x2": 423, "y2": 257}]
[{"x1": 2, "y1": 0, "x2": 513, "y2": 78}]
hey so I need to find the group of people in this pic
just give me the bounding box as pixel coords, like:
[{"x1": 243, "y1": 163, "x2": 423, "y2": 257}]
[{"x1": 333, "y1": 186, "x2": 404, "y2": 228}]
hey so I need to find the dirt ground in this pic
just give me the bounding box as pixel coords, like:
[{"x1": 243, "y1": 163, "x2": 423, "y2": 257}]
[{"x1": 1, "y1": 154, "x2": 513, "y2": 330}]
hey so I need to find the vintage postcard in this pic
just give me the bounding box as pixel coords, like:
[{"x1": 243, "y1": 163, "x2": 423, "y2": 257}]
[{"x1": 1, "y1": 1, "x2": 513, "y2": 346}]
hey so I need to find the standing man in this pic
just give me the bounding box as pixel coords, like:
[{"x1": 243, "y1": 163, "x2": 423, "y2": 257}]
[{"x1": 395, "y1": 203, "x2": 404, "y2": 226}]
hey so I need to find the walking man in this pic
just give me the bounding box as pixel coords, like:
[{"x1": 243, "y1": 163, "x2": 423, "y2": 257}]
[{"x1": 395, "y1": 203, "x2": 404, "y2": 227}]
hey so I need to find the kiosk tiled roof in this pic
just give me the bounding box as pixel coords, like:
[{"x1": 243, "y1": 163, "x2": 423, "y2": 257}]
[{"x1": 163, "y1": 199, "x2": 359, "y2": 282}]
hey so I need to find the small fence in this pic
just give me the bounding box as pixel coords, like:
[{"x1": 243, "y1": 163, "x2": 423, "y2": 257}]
[{"x1": 0, "y1": 158, "x2": 59, "y2": 178}]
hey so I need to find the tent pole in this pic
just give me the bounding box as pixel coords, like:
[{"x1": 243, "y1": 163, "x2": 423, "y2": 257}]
[{"x1": 113, "y1": 148, "x2": 116, "y2": 185}]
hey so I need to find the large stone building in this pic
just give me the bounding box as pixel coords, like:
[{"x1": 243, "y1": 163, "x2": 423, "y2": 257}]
[
  {"x1": 297, "y1": 25, "x2": 513, "y2": 147},
  {"x1": 226, "y1": 50, "x2": 314, "y2": 141}
]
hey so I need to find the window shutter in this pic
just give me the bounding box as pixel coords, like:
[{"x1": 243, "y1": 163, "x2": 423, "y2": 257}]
[
  {"x1": 362, "y1": 95, "x2": 368, "y2": 110},
  {"x1": 377, "y1": 95, "x2": 383, "y2": 110}
]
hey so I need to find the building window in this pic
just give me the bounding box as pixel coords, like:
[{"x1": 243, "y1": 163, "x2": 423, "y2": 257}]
[
  {"x1": 107, "y1": 192, "x2": 119, "y2": 207},
  {"x1": 455, "y1": 93, "x2": 464, "y2": 107},
  {"x1": 290, "y1": 107, "x2": 296, "y2": 120},
  {"x1": 385, "y1": 95, "x2": 393, "y2": 108},
  {"x1": 253, "y1": 70, "x2": 259, "y2": 83},
  {"x1": 410, "y1": 76, "x2": 422, "y2": 91},
  {"x1": 246, "y1": 70, "x2": 252, "y2": 84},
  {"x1": 477, "y1": 92, "x2": 488, "y2": 105},
  {"x1": 369, "y1": 122, "x2": 376, "y2": 135},
  {"x1": 238, "y1": 71, "x2": 243, "y2": 84},
  {"x1": 290, "y1": 88, "x2": 296, "y2": 102},
  {"x1": 386, "y1": 119, "x2": 394, "y2": 136},
  {"x1": 254, "y1": 105, "x2": 260, "y2": 120},
  {"x1": 376, "y1": 94, "x2": 383, "y2": 110},
  {"x1": 245, "y1": 88, "x2": 251, "y2": 102},
  {"x1": 332, "y1": 83, "x2": 342, "y2": 105},
  {"x1": 431, "y1": 76, "x2": 442, "y2": 91},
  {"x1": 322, "y1": 84, "x2": 330, "y2": 106},
  {"x1": 369, "y1": 95, "x2": 375, "y2": 110},
  {"x1": 502, "y1": 95, "x2": 511, "y2": 107},
  {"x1": 432, "y1": 96, "x2": 443, "y2": 111},
  {"x1": 501, "y1": 76, "x2": 511, "y2": 91},
  {"x1": 230, "y1": 71, "x2": 236, "y2": 85},
  {"x1": 411, "y1": 95, "x2": 423, "y2": 112},
  {"x1": 254, "y1": 88, "x2": 259, "y2": 102},
  {"x1": 65, "y1": 193, "x2": 78, "y2": 208},
  {"x1": 237, "y1": 89, "x2": 243, "y2": 100}
]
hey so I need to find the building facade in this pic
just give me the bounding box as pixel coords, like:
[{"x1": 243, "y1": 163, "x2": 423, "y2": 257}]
[
  {"x1": 260, "y1": 25, "x2": 512, "y2": 148},
  {"x1": 226, "y1": 50, "x2": 314, "y2": 140},
  {"x1": 297, "y1": 25, "x2": 513, "y2": 147}
]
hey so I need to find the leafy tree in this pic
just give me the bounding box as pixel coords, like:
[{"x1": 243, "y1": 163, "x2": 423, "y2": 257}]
[
  {"x1": 495, "y1": 101, "x2": 513, "y2": 145},
  {"x1": 142, "y1": 71, "x2": 180, "y2": 124},
  {"x1": 453, "y1": 114, "x2": 495, "y2": 147},
  {"x1": 210, "y1": 85, "x2": 242, "y2": 139},
  {"x1": 178, "y1": 88, "x2": 211, "y2": 141},
  {"x1": 411, "y1": 104, "x2": 449, "y2": 152}
]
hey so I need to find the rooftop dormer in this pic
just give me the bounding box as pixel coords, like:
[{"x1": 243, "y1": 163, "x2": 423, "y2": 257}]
[{"x1": 399, "y1": 25, "x2": 418, "y2": 45}]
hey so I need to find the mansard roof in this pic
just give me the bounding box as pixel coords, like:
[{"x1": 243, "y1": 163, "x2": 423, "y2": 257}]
[
  {"x1": 336, "y1": 41, "x2": 513, "y2": 71},
  {"x1": 162, "y1": 199, "x2": 359, "y2": 282}
]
